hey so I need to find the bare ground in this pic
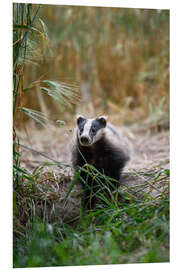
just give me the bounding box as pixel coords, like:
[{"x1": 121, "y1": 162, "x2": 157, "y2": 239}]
[{"x1": 18, "y1": 120, "x2": 169, "y2": 172}]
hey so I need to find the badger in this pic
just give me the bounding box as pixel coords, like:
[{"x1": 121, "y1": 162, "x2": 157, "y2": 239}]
[{"x1": 71, "y1": 115, "x2": 130, "y2": 208}]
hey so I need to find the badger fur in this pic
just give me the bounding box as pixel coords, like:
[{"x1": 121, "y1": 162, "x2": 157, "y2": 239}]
[{"x1": 71, "y1": 115, "x2": 130, "y2": 208}]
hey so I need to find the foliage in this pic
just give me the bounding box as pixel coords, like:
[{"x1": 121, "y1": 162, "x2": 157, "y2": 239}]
[
  {"x1": 13, "y1": 184, "x2": 169, "y2": 267},
  {"x1": 13, "y1": 3, "x2": 79, "y2": 127},
  {"x1": 13, "y1": 3, "x2": 80, "y2": 234},
  {"x1": 21, "y1": 5, "x2": 169, "y2": 123},
  {"x1": 13, "y1": 161, "x2": 169, "y2": 267},
  {"x1": 13, "y1": 3, "x2": 40, "y2": 118}
]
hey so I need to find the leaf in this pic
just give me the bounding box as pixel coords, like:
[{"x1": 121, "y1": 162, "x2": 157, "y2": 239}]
[
  {"x1": 22, "y1": 107, "x2": 53, "y2": 127},
  {"x1": 13, "y1": 24, "x2": 31, "y2": 30},
  {"x1": 56, "y1": 120, "x2": 65, "y2": 125},
  {"x1": 39, "y1": 18, "x2": 48, "y2": 38},
  {"x1": 41, "y1": 80, "x2": 80, "y2": 108},
  {"x1": 164, "y1": 169, "x2": 170, "y2": 176},
  {"x1": 23, "y1": 80, "x2": 40, "y2": 91},
  {"x1": 13, "y1": 192, "x2": 19, "y2": 215},
  {"x1": 63, "y1": 170, "x2": 81, "y2": 207}
]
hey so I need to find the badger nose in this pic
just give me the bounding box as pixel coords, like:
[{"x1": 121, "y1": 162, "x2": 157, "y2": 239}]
[{"x1": 80, "y1": 136, "x2": 90, "y2": 145}]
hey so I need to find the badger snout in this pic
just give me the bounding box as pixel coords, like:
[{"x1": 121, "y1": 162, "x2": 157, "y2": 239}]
[{"x1": 80, "y1": 136, "x2": 91, "y2": 146}]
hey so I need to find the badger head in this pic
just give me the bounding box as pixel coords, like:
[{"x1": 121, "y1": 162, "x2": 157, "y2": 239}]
[{"x1": 76, "y1": 115, "x2": 108, "y2": 146}]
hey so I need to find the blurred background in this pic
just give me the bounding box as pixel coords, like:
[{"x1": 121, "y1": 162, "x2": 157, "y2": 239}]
[
  {"x1": 13, "y1": 5, "x2": 170, "y2": 267},
  {"x1": 13, "y1": 4, "x2": 169, "y2": 127}
]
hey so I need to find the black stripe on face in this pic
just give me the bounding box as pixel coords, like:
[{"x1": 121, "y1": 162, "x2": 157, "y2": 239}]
[
  {"x1": 89, "y1": 119, "x2": 105, "y2": 139},
  {"x1": 77, "y1": 118, "x2": 87, "y2": 135}
]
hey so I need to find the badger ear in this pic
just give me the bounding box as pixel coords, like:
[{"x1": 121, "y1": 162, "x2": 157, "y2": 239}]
[
  {"x1": 97, "y1": 115, "x2": 108, "y2": 127},
  {"x1": 76, "y1": 114, "x2": 86, "y2": 125}
]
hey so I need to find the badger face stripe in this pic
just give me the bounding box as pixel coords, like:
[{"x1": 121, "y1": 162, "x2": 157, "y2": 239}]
[
  {"x1": 77, "y1": 117, "x2": 87, "y2": 135},
  {"x1": 77, "y1": 119, "x2": 92, "y2": 146},
  {"x1": 89, "y1": 119, "x2": 105, "y2": 138},
  {"x1": 77, "y1": 115, "x2": 86, "y2": 127},
  {"x1": 81, "y1": 119, "x2": 93, "y2": 139},
  {"x1": 89, "y1": 119, "x2": 106, "y2": 144}
]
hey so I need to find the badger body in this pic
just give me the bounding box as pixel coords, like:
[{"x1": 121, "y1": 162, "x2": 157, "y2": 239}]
[{"x1": 72, "y1": 115, "x2": 130, "y2": 208}]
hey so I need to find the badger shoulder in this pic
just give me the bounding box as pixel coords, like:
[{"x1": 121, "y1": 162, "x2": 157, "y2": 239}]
[
  {"x1": 103, "y1": 123, "x2": 131, "y2": 161},
  {"x1": 70, "y1": 117, "x2": 131, "y2": 164}
]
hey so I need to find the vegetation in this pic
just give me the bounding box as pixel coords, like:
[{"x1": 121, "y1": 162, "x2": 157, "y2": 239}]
[
  {"x1": 14, "y1": 4, "x2": 169, "y2": 126},
  {"x1": 13, "y1": 149, "x2": 169, "y2": 267},
  {"x1": 13, "y1": 3, "x2": 79, "y2": 127},
  {"x1": 13, "y1": 3, "x2": 169, "y2": 268},
  {"x1": 13, "y1": 165, "x2": 169, "y2": 267}
]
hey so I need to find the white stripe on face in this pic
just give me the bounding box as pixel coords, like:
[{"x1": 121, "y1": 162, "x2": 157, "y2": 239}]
[
  {"x1": 92, "y1": 127, "x2": 105, "y2": 143},
  {"x1": 82, "y1": 119, "x2": 93, "y2": 138}
]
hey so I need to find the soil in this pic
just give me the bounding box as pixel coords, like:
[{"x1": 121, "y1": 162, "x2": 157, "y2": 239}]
[{"x1": 18, "y1": 120, "x2": 169, "y2": 173}]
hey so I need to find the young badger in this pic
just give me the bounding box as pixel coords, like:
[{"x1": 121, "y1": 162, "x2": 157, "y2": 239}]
[{"x1": 72, "y1": 115, "x2": 130, "y2": 208}]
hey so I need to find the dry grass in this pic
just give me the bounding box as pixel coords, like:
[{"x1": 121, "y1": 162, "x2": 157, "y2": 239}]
[{"x1": 13, "y1": 5, "x2": 169, "y2": 127}]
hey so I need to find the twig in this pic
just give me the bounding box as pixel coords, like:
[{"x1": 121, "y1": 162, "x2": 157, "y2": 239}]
[
  {"x1": 14, "y1": 142, "x2": 69, "y2": 168},
  {"x1": 132, "y1": 170, "x2": 166, "y2": 196}
]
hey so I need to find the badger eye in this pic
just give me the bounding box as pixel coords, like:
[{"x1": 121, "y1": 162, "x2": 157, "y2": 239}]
[{"x1": 91, "y1": 127, "x2": 96, "y2": 134}]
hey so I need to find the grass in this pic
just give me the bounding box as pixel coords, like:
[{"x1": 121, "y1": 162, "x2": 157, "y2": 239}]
[
  {"x1": 13, "y1": 3, "x2": 79, "y2": 128},
  {"x1": 13, "y1": 195, "x2": 169, "y2": 267},
  {"x1": 13, "y1": 158, "x2": 169, "y2": 267},
  {"x1": 14, "y1": 5, "x2": 169, "y2": 126}
]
